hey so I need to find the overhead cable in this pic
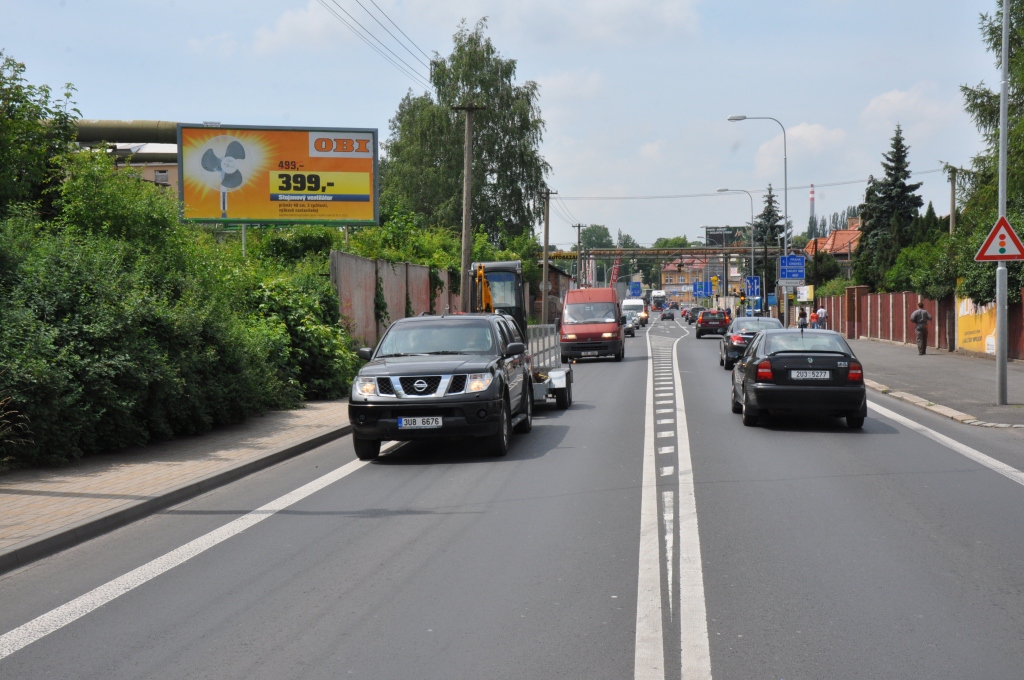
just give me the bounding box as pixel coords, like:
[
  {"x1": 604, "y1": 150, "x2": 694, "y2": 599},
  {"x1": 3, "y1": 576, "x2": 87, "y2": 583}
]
[
  {"x1": 316, "y1": 0, "x2": 431, "y2": 91},
  {"x1": 352, "y1": 0, "x2": 430, "y2": 68},
  {"x1": 558, "y1": 168, "x2": 946, "y2": 201}
]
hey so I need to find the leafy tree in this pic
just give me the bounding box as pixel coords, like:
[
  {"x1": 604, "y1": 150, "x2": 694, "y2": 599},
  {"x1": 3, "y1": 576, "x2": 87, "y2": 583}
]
[
  {"x1": 617, "y1": 230, "x2": 640, "y2": 249},
  {"x1": 792, "y1": 234, "x2": 810, "y2": 249},
  {"x1": 805, "y1": 214, "x2": 818, "y2": 239},
  {"x1": 853, "y1": 125, "x2": 924, "y2": 289},
  {"x1": 0, "y1": 51, "x2": 79, "y2": 218},
  {"x1": 808, "y1": 251, "x2": 840, "y2": 287},
  {"x1": 380, "y1": 20, "x2": 549, "y2": 241},
  {"x1": 652, "y1": 236, "x2": 691, "y2": 248},
  {"x1": 953, "y1": 0, "x2": 1024, "y2": 303},
  {"x1": 753, "y1": 185, "x2": 785, "y2": 291},
  {"x1": 820, "y1": 215, "x2": 828, "y2": 235}
]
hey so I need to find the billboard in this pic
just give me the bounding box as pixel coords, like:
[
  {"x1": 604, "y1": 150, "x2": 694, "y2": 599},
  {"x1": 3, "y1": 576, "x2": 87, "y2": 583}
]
[
  {"x1": 704, "y1": 226, "x2": 749, "y2": 247},
  {"x1": 178, "y1": 124, "x2": 378, "y2": 225}
]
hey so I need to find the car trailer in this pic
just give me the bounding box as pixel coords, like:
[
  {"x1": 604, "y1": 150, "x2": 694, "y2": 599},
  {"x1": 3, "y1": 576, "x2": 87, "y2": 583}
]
[{"x1": 527, "y1": 324, "x2": 573, "y2": 409}]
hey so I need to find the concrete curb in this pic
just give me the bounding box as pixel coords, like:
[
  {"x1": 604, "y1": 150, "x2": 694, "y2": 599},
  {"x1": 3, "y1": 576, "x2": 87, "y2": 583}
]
[
  {"x1": 0, "y1": 424, "x2": 352, "y2": 577},
  {"x1": 864, "y1": 379, "x2": 1024, "y2": 429}
]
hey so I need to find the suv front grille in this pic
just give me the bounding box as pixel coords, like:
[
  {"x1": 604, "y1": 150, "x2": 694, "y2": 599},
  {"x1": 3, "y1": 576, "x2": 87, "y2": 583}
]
[
  {"x1": 400, "y1": 376, "x2": 442, "y2": 395},
  {"x1": 376, "y1": 378, "x2": 395, "y2": 395},
  {"x1": 447, "y1": 375, "x2": 467, "y2": 394}
]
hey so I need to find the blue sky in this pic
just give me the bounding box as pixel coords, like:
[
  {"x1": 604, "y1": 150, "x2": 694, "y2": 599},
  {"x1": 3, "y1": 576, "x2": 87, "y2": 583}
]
[{"x1": 2, "y1": 0, "x2": 997, "y2": 248}]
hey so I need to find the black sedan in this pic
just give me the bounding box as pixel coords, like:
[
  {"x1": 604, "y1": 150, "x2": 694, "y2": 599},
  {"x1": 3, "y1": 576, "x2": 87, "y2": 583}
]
[
  {"x1": 730, "y1": 329, "x2": 867, "y2": 429},
  {"x1": 719, "y1": 316, "x2": 783, "y2": 369},
  {"x1": 349, "y1": 314, "x2": 534, "y2": 460},
  {"x1": 660, "y1": 310, "x2": 675, "y2": 320},
  {"x1": 686, "y1": 306, "x2": 706, "y2": 324}
]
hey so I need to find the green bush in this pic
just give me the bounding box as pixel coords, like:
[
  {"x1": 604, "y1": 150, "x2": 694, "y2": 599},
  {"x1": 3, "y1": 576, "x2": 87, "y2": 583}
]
[
  {"x1": 0, "y1": 152, "x2": 359, "y2": 467},
  {"x1": 816, "y1": 277, "x2": 851, "y2": 298}
]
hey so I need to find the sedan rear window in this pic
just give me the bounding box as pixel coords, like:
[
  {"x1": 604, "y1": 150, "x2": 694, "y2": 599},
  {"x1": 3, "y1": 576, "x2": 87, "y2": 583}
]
[
  {"x1": 765, "y1": 333, "x2": 851, "y2": 354},
  {"x1": 703, "y1": 312, "x2": 724, "y2": 320},
  {"x1": 732, "y1": 318, "x2": 783, "y2": 332}
]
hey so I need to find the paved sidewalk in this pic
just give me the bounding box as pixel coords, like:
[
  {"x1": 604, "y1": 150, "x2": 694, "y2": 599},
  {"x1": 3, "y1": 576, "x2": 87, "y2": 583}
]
[
  {"x1": 850, "y1": 339, "x2": 1024, "y2": 425},
  {"x1": 0, "y1": 401, "x2": 350, "y2": 574}
]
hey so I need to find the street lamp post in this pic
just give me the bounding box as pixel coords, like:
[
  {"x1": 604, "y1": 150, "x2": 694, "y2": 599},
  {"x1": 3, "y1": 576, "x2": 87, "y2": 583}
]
[
  {"x1": 729, "y1": 114, "x2": 789, "y2": 326},
  {"x1": 718, "y1": 188, "x2": 756, "y2": 277}
]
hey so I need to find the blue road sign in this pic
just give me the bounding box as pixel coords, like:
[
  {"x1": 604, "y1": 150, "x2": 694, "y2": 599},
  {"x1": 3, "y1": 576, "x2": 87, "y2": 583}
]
[
  {"x1": 628, "y1": 281, "x2": 642, "y2": 297},
  {"x1": 779, "y1": 254, "x2": 806, "y2": 281},
  {"x1": 767, "y1": 293, "x2": 778, "y2": 306},
  {"x1": 745, "y1": 276, "x2": 761, "y2": 298}
]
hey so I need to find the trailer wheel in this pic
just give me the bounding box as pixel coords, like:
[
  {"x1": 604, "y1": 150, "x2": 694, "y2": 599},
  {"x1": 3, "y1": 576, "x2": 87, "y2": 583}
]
[{"x1": 555, "y1": 379, "x2": 572, "y2": 409}]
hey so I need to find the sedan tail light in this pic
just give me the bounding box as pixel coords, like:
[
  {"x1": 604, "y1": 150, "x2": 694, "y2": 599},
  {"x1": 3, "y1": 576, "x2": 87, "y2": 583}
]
[
  {"x1": 847, "y1": 362, "x2": 863, "y2": 383},
  {"x1": 756, "y1": 360, "x2": 774, "y2": 382},
  {"x1": 729, "y1": 334, "x2": 745, "y2": 344}
]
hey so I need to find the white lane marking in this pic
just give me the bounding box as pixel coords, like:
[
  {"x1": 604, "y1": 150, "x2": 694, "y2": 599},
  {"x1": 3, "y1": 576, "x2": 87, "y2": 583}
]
[
  {"x1": 656, "y1": 400, "x2": 673, "y2": 405},
  {"x1": 656, "y1": 409, "x2": 673, "y2": 414},
  {"x1": 0, "y1": 443, "x2": 397, "y2": 661},
  {"x1": 657, "y1": 419, "x2": 675, "y2": 425},
  {"x1": 660, "y1": 466, "x2": 675, "y2": 476},
  {"x1": 635, "y1": 328, "x2": 665, "y2": 679},
  {"x1": 868, "y1": 401, "x2": 1024, "y2": 487},
  {"x1": 672, "y1": 336, "x2": 713, "y2": 679},
  {"x1": 657, "y1": 431, "x2": 673, "y2": 438},
  {"x1": 662, "y1": 490, "x2": 675, "y2": 620},
  {"x1": 658, "y1": 446, "x2": 675, "y2": 454}
]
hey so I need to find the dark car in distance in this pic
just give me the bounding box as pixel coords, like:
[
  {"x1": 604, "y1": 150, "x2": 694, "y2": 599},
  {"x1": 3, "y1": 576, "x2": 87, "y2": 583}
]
[
  {"x1": 660, "y1": 310, "x2": 675, "y2": 320},
  {"x1": 719, "y1": 317, "x2": 784, "y2": 369},
  {"x1": 686, "y1": 306, "x2": 706, "y2": 324},
  {"x1": 730, "y1": 329, "x2": 867, "y2": 429},
  {"x1": 695, "y1": 309, "x2": 728, "y2": 338},
  {"x1": 349, "y1": 314, "x2": 534, "y2": 460}
]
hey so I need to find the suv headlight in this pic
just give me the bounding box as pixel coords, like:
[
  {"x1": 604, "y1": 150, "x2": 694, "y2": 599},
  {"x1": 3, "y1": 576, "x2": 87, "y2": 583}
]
[
  {"x1": 466, "y1": 373, "x2": 493, "y2": 393},
  {"x1": 355, "y1": 376, "x2": 378, "y2": 396},
  {"x1": 562, "y1": 333, "x2": 577, "y2": 340},
  {"x1": 601, "y1": 332, "x2": 615, "y2": 338}
]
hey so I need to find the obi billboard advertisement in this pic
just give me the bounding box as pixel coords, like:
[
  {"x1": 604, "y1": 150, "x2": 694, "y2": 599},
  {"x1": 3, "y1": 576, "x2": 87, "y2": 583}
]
[{"x1": 178, "y1": 124, "x2": 378, "y2": 225}]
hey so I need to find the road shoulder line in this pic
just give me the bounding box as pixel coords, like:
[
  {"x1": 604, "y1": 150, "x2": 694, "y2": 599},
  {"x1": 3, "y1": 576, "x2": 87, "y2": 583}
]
[
  {"x1": 863, "y1": 379, "x2": 1024, "y2": 429},
  {"x1": 672, "y1": 336, "x2": 713, "y2": 679},
  {"x1": 0, "y1": 425, "x2": 351, "y2": 577}
]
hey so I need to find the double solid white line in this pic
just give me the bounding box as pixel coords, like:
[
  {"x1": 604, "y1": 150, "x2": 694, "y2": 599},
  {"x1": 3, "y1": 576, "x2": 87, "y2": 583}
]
[{"x1": 635, "y1": 331, "x2": 712, "y2": 679}]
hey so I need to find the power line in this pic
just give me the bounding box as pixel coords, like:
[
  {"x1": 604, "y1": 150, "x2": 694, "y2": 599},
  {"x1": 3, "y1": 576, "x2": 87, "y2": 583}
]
[
  {"x1": 323, "y1": 0, "x2": 433, "y2": 91},
  {"x1": 367, "y1": 0, "x2": 433, "y2": 62},
  {"x1": 352, "y1": 0, "x2": 430, "y2": 68},
  {"x1": 555, "y1": 195, "x2": 579, "y2": 223},
  {"x1": 558, "y1": 168, "x2": 946, "y2": 201},
  {"x1": 316, "y1": 0, "x2": 431, "y2": 91}
]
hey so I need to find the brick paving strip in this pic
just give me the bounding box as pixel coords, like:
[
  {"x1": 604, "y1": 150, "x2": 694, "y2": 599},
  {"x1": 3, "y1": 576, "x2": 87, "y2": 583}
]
[{"x1": 0, "y1": 401, "x2": 350, "y2": 575}]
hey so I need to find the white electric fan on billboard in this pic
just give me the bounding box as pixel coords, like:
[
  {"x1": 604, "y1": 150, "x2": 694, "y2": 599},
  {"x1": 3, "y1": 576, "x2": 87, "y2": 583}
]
[{"x1": 197, "y1": 136, "x2": 251, "y2": 218}]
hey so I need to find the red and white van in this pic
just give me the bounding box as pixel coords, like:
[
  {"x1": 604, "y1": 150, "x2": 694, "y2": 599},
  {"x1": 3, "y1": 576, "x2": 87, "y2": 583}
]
[{"x1": 560, "y1": 288, "x2": 625, "y2": 362}]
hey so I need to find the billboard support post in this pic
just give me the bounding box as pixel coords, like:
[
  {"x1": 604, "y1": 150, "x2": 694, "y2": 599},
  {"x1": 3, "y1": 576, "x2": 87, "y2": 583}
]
[{"x1": 996, "y1": 0, "x2": 1010, "y2": 405}]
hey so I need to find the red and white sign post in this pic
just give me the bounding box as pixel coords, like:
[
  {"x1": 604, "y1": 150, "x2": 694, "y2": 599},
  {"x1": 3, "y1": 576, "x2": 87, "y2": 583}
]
[{"x1": 974, "y1": 216, "x2": 1024, "y2": 262}]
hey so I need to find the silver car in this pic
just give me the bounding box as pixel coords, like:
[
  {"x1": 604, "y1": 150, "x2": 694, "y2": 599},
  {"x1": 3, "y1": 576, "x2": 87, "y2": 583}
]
[{"x1": 624, "y1": 311, "x2": 638, "y2": 337}]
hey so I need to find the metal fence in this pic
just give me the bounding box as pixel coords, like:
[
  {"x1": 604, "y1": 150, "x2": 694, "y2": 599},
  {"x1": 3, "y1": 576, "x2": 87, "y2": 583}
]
[{"x1": 527, "y1": 324, "x2": 561, "y2": 371}]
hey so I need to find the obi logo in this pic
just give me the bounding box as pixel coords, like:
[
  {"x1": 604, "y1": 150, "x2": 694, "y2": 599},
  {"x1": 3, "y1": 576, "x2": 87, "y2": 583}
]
[{"x1": 308, "y1": 131, "x2": 374, "y2": 158}]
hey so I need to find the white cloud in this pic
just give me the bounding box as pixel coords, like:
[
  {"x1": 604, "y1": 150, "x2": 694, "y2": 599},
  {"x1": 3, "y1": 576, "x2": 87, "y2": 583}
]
[
  {"x1": 755, "y1": 123, "x2": 846, "y2": 178},
  {"x1": 861, "y1": 83, "x2": 960, "y2": 139},
  {"x1": 639, "y1": 141, "x2": 662, "y2": 158},
  {"x1": 254, "y1": 0, "x2": 347, "y2": 53}
]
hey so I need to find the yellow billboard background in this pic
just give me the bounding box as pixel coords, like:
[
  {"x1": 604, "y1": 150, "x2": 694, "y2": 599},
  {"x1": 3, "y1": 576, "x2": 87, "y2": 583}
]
[
  {"x1": 179, "y1": 126, "x2": 377, "y2": 224},
  {"x1": 957, "y1": 296, "x2": 997, "y2": 354}
]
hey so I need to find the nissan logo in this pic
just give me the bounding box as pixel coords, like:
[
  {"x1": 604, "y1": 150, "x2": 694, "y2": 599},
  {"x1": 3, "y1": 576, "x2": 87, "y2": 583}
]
[{"x1": 413, "y1": 379, "x2": 428, "y2": 392}]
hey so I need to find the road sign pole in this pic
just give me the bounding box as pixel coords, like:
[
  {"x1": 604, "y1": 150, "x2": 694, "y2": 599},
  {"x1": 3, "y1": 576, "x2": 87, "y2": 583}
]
[{"x1": 997, "y1": 0, "x2": 1010, "y2": 405}]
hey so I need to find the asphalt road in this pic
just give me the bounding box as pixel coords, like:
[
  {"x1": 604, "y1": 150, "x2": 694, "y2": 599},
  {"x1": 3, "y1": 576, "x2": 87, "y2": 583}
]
[{"x1": 2, "y1": 318, "x2": 1024, "y2": 679}]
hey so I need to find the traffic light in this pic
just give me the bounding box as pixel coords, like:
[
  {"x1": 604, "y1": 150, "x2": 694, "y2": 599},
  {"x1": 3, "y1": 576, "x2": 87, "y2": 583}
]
[
  {"x1": 711, "y1": 275, "x2": 719, "y2": 288},
  {"x1": 740, "y1": 292, "x2": 746, "y2": 304}
]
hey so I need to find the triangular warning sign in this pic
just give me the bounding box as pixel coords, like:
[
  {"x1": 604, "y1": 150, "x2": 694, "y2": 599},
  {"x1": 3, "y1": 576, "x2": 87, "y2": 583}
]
[{"x1": 975, "y1": 216, "x2": 1024, "y2": 261}]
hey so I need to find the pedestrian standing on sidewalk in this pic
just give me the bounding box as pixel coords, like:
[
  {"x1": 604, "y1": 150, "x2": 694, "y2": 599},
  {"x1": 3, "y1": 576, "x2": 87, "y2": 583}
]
[
  {"x1": 817, "y1": 304, "x2": 828, "y2": 330},
  {"x1": 910, "y1": 301, "x2": 933, "y2": 355},
  {"x1": 797, "y1": 307, "x2": 808, "y2": 329},
  {"x1": 810, "y1": 310, "x2": 820, "y2": 329}
]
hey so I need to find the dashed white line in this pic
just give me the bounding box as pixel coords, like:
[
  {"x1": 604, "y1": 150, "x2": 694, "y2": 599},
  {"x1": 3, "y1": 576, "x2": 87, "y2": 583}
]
[
  {"x1": 634, "y1": 326, "x2": 665, "y2": 679},
  {"x1": 662, "y1": 489, "x2": 675, "y2": 620}
]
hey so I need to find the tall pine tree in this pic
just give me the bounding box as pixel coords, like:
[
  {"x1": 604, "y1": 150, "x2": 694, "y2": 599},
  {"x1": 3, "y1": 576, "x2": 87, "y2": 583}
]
[
  {"x1": 754, "y1": 185, "x2": 785, "y2": 291},
  {"x1": 853, "y1": 125, "x2": 923, "y2": 289}
]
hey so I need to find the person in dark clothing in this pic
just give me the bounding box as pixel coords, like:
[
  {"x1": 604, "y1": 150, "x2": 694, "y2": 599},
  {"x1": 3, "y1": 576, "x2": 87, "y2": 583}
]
[
  {"x1": 797, "y1": 307, "x2": 808, "y2": 329},
  {"x1": 909, "y1": 301, "x2": 932, "y2": 355}
]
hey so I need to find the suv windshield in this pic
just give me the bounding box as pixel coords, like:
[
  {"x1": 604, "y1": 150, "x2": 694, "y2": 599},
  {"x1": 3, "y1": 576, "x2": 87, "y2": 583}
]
[
  {"x1": 765, "y1": 332, "x2": 851, "y2": 354},
  {"x1": 376, "y1": 321, "x2": 496, "y2": 357},
  {"x1": 564, "y1": 302, "x2": 617, "y2": 324},
  {"x1": 732, "y1": 318, "x2": 783, "y2": 332}
]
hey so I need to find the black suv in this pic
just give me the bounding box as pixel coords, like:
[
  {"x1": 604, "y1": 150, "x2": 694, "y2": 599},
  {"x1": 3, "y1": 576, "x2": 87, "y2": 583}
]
[{"x1": 348, "y1": 314, "x2": 533, "y2": 460}]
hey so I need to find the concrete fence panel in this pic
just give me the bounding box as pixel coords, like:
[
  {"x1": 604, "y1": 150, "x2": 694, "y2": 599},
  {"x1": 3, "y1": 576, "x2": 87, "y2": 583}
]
[
  {"x1": 407, "y1": 263, "x2": 431, "y2": 317},
  {"x1": 378, "y1": 260, "x2": 408, "y2": 330},
  {"x1": 330, "y1": 251, "x2": 376, "y2": 346}
]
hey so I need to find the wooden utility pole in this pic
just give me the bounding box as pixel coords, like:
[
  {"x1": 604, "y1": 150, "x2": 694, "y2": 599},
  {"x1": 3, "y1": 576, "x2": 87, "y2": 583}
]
[
  {"x1": 573, "y1": 224, "x2": 585, "y2": 288},
  {"x1": 541, "y1": 189, "x2": 557, "y2": 323},
  {"x1": 949, "y1": 167, "x2": 957, "y2": 234},
  {"x1": 453, "y1": 103, "x2": 486, "y2": 312}
]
